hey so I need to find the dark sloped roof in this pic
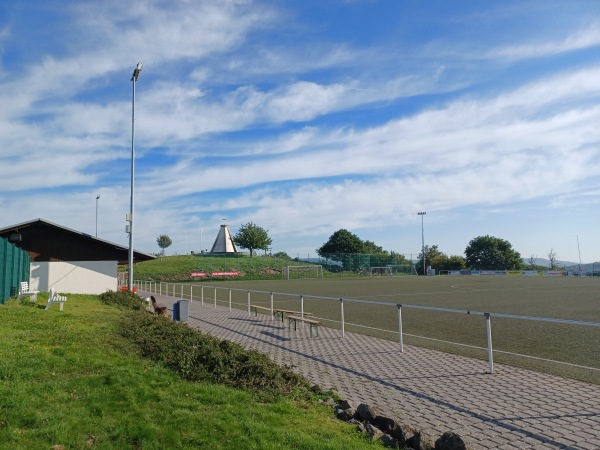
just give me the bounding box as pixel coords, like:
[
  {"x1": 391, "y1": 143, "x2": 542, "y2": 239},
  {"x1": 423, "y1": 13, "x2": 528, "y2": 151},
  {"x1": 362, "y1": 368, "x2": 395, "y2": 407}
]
[{"x1": 0, "y1": 218, "x2": 155, "y2": 264}]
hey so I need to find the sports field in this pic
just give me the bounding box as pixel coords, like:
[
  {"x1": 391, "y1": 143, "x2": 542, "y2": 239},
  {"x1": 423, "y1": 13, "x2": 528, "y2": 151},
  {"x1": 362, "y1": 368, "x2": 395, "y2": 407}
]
[{"x1": 150, "y1": 276, "x2": 600, "y2": 384}]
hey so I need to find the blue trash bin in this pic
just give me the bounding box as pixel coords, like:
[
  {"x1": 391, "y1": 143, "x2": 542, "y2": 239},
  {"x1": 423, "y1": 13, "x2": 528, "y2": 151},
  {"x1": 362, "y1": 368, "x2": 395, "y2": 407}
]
[{"x1": 173, "y1": 301, "x2": 180, "y2": 321}]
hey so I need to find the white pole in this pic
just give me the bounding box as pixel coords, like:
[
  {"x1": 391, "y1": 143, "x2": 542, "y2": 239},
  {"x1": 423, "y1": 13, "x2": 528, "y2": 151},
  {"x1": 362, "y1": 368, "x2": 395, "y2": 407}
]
[
  {"x1": 397, "y1": 304, "x2": 404, "y2": 352},
  {"x1": 214, "y1": 287, "x2": 217, "y2": 308},
  {"x1": 229, "y1": 289, "x2": 232, "y2": 311},
  {"x1": 201, "y1": 286, "x2": 204, "y2": 305},
  {"x1": 485, "y1": 313, "x2": 494, "y2": 374},
  {"x1": 247, "y1": 291, "x2": 251, "y2": 316},
  {"x1": 270, "y1": 292, "x2": 274, "y2": 320},
  {"x1": 340, "y1": 298, "x2": 345, "y2": 337}
]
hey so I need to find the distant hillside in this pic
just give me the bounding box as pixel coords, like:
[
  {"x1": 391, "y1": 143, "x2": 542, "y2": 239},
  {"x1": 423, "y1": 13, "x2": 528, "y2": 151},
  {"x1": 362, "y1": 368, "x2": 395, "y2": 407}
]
[{"x1": 523, "y1": 257, "x2": 600, "y2": 272}]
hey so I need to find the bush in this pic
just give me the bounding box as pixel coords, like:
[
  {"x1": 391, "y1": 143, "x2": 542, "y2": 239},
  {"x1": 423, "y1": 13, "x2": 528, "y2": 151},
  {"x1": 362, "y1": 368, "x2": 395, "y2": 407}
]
[
  {"x1": 99, "y1": 290, "x2": 144, "y2": 310},
  {"x1": 119, "y1": 311, "x2": 314, "y2": 400}
]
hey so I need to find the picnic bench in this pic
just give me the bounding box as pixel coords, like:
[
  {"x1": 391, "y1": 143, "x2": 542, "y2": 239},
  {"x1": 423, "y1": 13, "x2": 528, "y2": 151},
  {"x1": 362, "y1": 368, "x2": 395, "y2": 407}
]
[
  {"x1": 272, "y1": 308, "x2": 313, "y2": 322},
  {"x1": 250, "y1": 304, "x2": 273, "y2": 317},
  {"x1": 250, "y1": 305, "x2": 313, "y2": 322},
  {"x1": 287, "y1": 314, "x2": 321, "y2": 338},
  {"x1": 18, "y1": 281, "x2": 39, "y2": 302},
  {"x1": 45, "y1": 287, "x2": 67, "y2": 311}
]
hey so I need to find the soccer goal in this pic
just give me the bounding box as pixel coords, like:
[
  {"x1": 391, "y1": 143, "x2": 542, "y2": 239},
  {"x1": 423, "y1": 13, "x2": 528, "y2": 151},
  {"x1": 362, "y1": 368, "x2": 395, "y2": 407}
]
[
  {"x1": 387, "y1": 264, "x2": 418, "y2": 276},
  {"x1": 283, "y1": 265, "x2": 323, "y2": 280},
  {"x1": 370, "y1": 266, "x2": 392, "y2": 276}
]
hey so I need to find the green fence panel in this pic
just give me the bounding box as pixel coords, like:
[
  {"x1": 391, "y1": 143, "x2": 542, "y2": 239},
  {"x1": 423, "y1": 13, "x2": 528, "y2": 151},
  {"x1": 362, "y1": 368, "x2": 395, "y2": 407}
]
[{"x1": 0, "y1": 237, "x2": 30, "y2": 304}]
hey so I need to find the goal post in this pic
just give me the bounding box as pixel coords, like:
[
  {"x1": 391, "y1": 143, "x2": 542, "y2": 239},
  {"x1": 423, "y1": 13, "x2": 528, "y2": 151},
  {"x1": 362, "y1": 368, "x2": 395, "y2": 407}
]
[
  {"x1": 370, "y1": 266, "x2": 392, "y2": 276},
  {"x1": 386, "y1": 264, "x2": 418, "y2": 276},
  {"x1": 283, "y1": 265, "x2": 323, "y2": 280}
]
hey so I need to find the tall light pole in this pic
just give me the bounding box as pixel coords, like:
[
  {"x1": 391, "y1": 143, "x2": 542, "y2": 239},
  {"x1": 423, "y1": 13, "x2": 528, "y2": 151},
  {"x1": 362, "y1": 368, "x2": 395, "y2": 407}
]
[
  {"x1": 95, "y1": 194, "x2": 100, "y2": 237},
  {"x1": 128, "y1": 62, "x2": 142, "y2": 291},
  {"x1": 418, "y1": 211, "x2": 426, "y2": 275}
]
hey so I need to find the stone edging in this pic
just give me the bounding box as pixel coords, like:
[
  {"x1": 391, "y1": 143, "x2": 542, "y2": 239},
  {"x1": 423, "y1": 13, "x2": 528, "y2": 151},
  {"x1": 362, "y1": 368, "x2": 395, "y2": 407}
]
[{"x1": 323, "y1": 397, "x2": 468, "y2": 450}]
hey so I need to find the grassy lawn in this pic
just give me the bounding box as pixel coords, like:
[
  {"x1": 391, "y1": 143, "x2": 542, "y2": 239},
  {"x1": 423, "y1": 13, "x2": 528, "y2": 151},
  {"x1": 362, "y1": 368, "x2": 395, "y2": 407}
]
[{"x1": 0, "y1": 295, "x2": 383, "y2": 450}]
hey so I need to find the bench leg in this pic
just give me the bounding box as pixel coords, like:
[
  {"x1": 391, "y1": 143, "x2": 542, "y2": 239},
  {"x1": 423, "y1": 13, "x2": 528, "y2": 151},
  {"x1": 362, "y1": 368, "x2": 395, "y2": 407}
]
[
  {"x1": 288, "y1": 317, "x2": 297, "y2": 331},
  {"x1": 59, "y1": 302, "x2": 64, "y2": 311},
  {"x1": 309, "y1": 323, "x2": 318, "y2": 338}
]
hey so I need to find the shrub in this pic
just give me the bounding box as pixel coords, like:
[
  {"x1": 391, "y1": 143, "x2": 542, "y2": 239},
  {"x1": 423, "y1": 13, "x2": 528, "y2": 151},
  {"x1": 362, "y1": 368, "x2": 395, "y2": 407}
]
[
  {"x1": 119, "y1": 311, "x2": 314, "y2": 400},
  {"x1": 99, "y1": 290, "x2": 143, "y2": 310}
]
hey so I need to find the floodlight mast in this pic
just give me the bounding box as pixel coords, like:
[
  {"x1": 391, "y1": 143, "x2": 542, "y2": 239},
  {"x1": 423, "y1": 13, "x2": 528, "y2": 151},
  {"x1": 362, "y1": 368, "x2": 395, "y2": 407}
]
[
  {"x1": 128, "y1": 62, "x2": 142, "y2": 291},
  {"x1": 418, "y1": 212, "x2": 426, "y2": 275}
]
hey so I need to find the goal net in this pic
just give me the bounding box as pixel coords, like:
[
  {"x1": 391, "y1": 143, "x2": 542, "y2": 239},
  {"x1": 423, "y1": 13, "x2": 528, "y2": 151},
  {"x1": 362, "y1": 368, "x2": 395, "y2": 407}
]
[
  {"x1": 283, "y1": 265, "x2": 323, "y2": 280},
  {"x1": 370, "y1": 266, "x2": 392, "y2": 276},
  {"x1": 387, "y1": 265, "x2": 418, "y2": 276}
]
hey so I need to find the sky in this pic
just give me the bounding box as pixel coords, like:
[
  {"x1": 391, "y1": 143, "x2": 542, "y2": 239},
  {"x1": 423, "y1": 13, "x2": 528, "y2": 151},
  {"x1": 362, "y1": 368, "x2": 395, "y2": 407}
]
[{"x1": 1, "y1": 0, "x2": 599, "y2": 264}]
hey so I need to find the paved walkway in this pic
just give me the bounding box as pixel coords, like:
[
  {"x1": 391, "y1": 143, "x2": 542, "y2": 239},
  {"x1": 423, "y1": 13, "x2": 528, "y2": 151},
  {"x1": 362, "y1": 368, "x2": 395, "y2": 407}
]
[{"x1": 142, "y1": 292, "x2": 600, "y2": 450}]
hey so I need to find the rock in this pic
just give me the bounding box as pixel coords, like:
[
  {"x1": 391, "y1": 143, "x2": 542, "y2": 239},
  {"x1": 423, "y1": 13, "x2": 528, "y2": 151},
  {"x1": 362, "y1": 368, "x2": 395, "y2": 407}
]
[
  {"x1": 435, "y1": 432, "x2": 467, "y2": 450},
  {"x1": 335, "y1": 407, "x2": 355, "y2": 421},
  {"x1": 323, "y1": 397, "x2": 336, "y2": 407},
  {"x1": 337, "y1": 399, "x2": 356, "y2": 410},
  {"x1": 356, "y1": 403, "x2": 380, "y2": 422},
  {"x1": 374, "y1": 415, "x2": 398, "y2": 433},
  {"x1": 364, "y1": 422, "x2": 384, "y2": 441},
  {"x1": 406, "y1": 429, "x2": 437, "y2": 450},
  {"x1": 390, "y1": 422, "x2": 418, "y2": 446},
  {"x1": 380, "y1": 433, "x2": 400, "y2": 449}
]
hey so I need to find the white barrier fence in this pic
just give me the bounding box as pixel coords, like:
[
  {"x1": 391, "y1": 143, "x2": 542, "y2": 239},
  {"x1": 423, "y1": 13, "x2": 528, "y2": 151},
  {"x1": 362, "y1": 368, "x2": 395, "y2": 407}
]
[{"x1": 135, "y1": 280, "x2": 600, "y2": 375}]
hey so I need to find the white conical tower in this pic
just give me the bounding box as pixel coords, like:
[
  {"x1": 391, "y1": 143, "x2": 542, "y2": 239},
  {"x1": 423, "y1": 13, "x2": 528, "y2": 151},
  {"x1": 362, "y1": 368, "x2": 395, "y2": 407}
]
[{"x1": 209, "y1": 224, "x2": 238, "y2": 253}]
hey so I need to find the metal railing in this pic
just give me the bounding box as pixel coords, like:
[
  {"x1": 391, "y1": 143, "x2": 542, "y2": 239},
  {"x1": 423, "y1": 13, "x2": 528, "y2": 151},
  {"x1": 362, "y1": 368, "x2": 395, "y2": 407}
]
[{"x1": 135, "y1": 280, "x2": 600, "y2": 375}]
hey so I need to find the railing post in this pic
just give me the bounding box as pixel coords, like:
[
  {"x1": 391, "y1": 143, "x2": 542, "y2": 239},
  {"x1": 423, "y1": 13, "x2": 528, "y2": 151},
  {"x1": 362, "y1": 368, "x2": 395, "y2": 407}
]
[
  {"x1": 485, "y1": 312, "x2": 494, "y2": 374},
  {"x1": 229, "y1": 289, "x2": 232, "y2": 311},
  {"x1": 270, "y1": 292, "x2": 274, "y2": 320},
  {"x1": 340, "y1": 298, "x2": 345, "y2": 337},
  {"x1": 214, "y1": 287, "x2": 217, "y2": 308},
  {"x1": 247, "y1": 291, "x2": 251, "y2": 316},
  {"x1": 300, "y1": 295, "x2": 305, "y2": 327},
  {"x1": 397, "y1": 304, "x2": 404, "y2": 353},
  {"x1": 201, "y1": 286, "x2": 204, "y2": 305}
]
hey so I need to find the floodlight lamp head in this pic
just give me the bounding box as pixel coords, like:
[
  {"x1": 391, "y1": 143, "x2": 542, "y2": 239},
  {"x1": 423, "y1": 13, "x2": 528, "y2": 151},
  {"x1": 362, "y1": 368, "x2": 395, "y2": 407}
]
[{"x1": 131, "y1": 62, "x2": 143, "y2": 81}]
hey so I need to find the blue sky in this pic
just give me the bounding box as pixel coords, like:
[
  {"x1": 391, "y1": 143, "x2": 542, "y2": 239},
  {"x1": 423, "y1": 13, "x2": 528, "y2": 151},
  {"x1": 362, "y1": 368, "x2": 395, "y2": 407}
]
[{"x1": 1, "y1": 1, "x2": 599, "y2": 263}]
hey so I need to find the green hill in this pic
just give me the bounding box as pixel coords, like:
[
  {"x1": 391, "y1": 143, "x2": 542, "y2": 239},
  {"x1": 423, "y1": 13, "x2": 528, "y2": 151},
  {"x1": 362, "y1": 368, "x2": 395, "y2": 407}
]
[{"x1": 127, "y1": 254, "x2": 299, "y2": 282}]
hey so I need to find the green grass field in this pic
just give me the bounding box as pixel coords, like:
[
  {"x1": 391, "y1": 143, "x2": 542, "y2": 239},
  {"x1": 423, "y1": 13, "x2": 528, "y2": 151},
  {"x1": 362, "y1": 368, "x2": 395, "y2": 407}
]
[
  {"x1": 0, "y1": 295, "x2": 384, "y2": 449},
  {"x1": 144, "y1": 276, "x2": 600, "y2": 384}
]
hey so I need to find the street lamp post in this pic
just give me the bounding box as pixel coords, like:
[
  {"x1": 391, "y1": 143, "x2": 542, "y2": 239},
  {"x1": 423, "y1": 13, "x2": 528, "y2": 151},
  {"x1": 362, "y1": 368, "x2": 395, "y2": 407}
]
[
  {"x1": 95, "y1": 194, "x2": 100, "y2": 237},
  {"x1": 128, "y1": 62, "x2": 142, "y2": 291},
  {"x1": 418, "y1": 211, "x2": 426, "y2": 275}
]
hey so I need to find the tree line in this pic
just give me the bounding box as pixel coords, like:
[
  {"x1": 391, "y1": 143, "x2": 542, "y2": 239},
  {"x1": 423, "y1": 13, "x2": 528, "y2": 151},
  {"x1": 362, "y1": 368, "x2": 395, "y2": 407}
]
[{"x1": 156, "y1": 224, "x2": 563, "y2": 273}]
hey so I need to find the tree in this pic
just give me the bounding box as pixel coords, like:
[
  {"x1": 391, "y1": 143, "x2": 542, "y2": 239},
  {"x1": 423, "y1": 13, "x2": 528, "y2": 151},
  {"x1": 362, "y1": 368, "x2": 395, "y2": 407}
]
[
  {"x1": 233, "y1": 222, "x2": 272, "y2": 257},
  {"x1": 528, "y1": 254, "x2": 537, "y2": 269},
  {"x1": 274, "y1": 251, "x2": 291, "y2": 260},
  {"x1": 417, "y1": 245, "x2": 466, "y2": 274},
  {"x1": 156, "y1": 234, "x2": 172, "y2": 256},
  {"x1": 464, "y1": 235, "x2": 523, "y2": 270},
  {"x1": 547, "y1": 248, "x2": 558, "y2": 269},
  {"x1": 316, "y1": 229, "x2": 364, "y2": 255}
]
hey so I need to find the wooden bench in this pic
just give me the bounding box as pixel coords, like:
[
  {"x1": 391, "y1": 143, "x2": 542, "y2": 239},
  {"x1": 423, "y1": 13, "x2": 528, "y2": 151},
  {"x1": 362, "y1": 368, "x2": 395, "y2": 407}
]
[
  {"x1": 45, "y1": 287, "x2": 67, "y2": 311},
  {"x1": 18, "y1": 281, "x2": 39, "y2": 302},
  {"x1": 250, "y1": 304, "x2": 273, "y2": 317},
  {"x1": 273, "y1": 308, "x2": 313, "y2": 322},
  {"x1": 287, "y1": 314, "x2": 321, "y2": 338}
]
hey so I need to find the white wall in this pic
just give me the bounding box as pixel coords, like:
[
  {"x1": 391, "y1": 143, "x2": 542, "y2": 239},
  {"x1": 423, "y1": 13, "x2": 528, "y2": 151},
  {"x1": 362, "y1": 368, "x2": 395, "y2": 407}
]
[{"x1": 29, "y1": 261, "x2": 118, "y2": 294}]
